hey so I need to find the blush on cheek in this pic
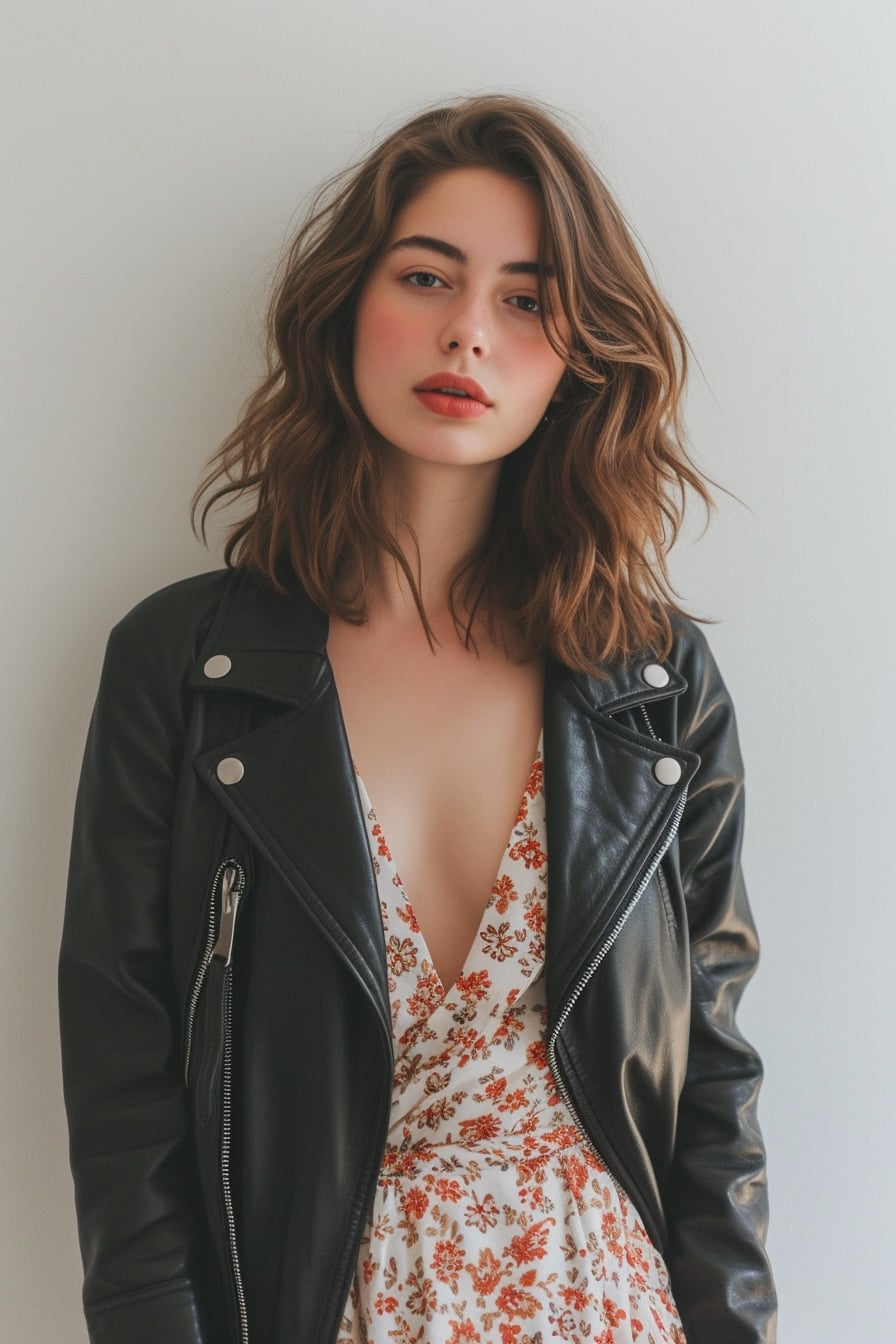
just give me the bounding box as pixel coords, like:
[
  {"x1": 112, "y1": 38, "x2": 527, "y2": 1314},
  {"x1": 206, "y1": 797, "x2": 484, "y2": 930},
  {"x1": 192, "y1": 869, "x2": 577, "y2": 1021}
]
[
  {"x1": 517, "y1": 347, "x2": 566, "y2": 408},
  {"x1": 356, "y1": 298, "x2": 416, "y2": 361}
]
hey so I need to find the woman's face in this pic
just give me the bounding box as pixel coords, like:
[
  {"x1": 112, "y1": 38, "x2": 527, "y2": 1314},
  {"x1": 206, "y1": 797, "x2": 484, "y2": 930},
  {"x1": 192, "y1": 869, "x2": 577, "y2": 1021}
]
[{"x1": 353, "y1": 167, "x2": 568, "y2": 473}]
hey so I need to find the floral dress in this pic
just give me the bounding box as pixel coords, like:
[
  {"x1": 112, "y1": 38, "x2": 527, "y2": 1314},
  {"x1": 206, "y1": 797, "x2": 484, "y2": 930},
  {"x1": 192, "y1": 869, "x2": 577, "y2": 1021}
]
[{"x1": 338, "y1": 734, "x2": 685, "y2": 1344}]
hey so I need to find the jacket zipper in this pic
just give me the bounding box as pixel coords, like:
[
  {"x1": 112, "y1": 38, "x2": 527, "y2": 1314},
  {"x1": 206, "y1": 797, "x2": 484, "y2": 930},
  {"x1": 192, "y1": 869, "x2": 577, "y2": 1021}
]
[
  {"x1": 546, "y1": 710, "x2": 688, "y2": 1186},
  {"x1": 639, "y1": 702, "x2": 659, "y2": 740},
  {"x1": 184, "y1": 860, "x2": 243, "y2": 1084},
  {"x1": 222, "y1": 967, "x2": 249, "y2": 1344},
  {"x1": 183, "y1": 858, "x2": 249, "y2": 1344}
]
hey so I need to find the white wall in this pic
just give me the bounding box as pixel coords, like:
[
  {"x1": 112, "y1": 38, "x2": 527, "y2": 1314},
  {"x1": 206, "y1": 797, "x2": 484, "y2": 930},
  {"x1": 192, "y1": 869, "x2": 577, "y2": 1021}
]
[{"x1": 3, "y1": 3, "x2": 893, "y2": 1339}]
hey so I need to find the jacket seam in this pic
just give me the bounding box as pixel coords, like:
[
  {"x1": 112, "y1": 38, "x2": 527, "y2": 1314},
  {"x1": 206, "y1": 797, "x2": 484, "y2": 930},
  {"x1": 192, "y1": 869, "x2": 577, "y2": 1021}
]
[
  {"x1": 85, "y1": 1274, "x2": 197, "y2": 1316},
  {"x1": 655, "y1": 862, "x2": 678, "y2": 937}
]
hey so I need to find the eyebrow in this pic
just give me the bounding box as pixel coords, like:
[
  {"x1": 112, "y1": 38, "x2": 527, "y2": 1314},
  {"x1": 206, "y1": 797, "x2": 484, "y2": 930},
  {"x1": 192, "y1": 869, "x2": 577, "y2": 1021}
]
[{"x1": 386, "y1": 234, "x2": 552, "y2": 277}]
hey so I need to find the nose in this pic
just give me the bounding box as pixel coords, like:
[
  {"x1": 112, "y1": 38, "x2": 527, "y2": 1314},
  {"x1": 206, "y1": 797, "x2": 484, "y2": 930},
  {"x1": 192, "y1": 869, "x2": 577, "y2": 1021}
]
[{"x1": 440, "y1": 295, "x2": 489, "y2": 358}]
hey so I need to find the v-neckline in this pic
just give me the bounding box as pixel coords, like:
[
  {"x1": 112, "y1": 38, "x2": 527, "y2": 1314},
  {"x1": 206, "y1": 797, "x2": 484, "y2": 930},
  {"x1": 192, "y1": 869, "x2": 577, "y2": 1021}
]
[{"x1": 353, "y1": 731, "x2": 544, "y2": 999}]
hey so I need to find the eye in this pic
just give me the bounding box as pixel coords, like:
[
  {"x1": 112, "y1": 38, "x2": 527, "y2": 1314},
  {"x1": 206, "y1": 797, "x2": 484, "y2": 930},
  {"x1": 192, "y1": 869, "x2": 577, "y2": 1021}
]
[
  {"x1": 508, "y1": 294, "x2": 541, "y2": 315},
  {"x1": 403, "y1": 270, "x2": 445, "y2": 289}
]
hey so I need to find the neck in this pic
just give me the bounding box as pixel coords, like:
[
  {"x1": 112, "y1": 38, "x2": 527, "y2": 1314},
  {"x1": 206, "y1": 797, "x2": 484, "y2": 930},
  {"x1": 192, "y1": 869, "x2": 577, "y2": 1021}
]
[{"x1": 368, "y1": 447, "x2": 502, "y2": 626}]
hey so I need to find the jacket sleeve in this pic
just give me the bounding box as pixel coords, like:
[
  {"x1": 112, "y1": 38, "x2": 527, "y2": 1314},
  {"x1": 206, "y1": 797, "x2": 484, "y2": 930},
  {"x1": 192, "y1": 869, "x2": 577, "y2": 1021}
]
[
  {"x1": 59, "y1": 613, "x2": 217, "y2": 1344},
  {"x1": 664, "y1": 625, "x2": 777, "y2": 1344}
]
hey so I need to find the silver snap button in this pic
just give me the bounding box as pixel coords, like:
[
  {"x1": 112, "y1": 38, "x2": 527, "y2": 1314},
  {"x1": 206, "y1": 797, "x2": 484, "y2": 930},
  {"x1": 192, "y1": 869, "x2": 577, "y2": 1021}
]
[
  {"x1": 641, "y1": 662, "x2": 670, "y2": 689},
  {"x1": 653, "y1": 756, "x2": 682, "y2": 786},
  {"x1": 203, "y1": 654, "x2": 232, "y2": 679},
  {"x1": 216, "y1": 757, "x2": 244, "y2": 785}
]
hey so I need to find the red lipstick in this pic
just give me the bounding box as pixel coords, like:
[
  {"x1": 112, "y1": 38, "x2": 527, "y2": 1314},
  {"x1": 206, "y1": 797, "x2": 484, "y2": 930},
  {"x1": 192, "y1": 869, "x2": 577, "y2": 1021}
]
[{"x1": 413, "y1": 372, "x2": 491, "y2": 419}]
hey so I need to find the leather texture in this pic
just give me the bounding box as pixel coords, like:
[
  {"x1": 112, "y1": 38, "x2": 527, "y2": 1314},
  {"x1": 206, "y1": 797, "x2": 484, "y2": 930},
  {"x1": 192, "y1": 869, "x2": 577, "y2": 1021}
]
[{"x1": 59, "y1": 567, "x2": 777, "y2": 1344}]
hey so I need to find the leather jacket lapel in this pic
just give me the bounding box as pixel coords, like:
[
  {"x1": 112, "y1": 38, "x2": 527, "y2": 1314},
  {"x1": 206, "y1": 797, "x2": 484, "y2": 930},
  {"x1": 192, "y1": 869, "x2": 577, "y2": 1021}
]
[
  {"x1": 189, "y1": 572, "x2": 391, "y2": 1036},
  {"x1": 187, "y1": 571, "x2": 697, "y2": 1041},
  {"x1": 542, "y1": 662, "x2": 698, "y2": 1017}
]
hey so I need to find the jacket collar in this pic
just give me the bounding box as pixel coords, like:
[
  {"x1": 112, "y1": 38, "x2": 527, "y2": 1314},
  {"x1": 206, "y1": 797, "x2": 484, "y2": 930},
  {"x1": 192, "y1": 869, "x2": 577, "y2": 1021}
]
[
  {"x1": 189, "y1": 569, "x2": 330, "y2": 704},
  {"x1": 189, "y1": 568, "x2": 688, "y2": 715},
  {"x1": 190, "y1": 568, "x2": 698, "y2": 1029}
]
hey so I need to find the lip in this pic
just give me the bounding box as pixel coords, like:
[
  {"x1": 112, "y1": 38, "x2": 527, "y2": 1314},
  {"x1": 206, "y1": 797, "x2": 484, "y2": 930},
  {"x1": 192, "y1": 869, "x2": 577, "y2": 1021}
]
[{"x1": 412, "y1": 372, "x2": 493, "y2": 406}]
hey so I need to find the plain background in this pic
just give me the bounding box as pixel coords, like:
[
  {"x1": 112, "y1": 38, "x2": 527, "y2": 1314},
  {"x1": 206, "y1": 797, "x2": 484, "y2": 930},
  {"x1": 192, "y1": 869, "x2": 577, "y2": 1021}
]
[{"x1": 3, "y1": 2, "x2": 894, "y2": 1340}]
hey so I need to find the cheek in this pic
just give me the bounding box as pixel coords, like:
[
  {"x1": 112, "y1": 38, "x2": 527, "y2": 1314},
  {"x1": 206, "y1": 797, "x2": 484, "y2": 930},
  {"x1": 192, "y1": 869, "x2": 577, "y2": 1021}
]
[
  {"x1": 529, "y1": 340, "x2": 566, "y2": 385},
  {"x1": 355, "y1": 293, "x2": 421, "y2": 368},
  {"x1": 511, "y1": 344, "x2": 566, "y2": 408}
]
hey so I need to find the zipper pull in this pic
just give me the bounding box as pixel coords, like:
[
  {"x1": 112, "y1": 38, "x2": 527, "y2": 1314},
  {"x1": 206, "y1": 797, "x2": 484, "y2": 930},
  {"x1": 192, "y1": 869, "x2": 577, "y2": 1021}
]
[{"x1": 211, "y1": 863, "x2": 244, "y2": 965}]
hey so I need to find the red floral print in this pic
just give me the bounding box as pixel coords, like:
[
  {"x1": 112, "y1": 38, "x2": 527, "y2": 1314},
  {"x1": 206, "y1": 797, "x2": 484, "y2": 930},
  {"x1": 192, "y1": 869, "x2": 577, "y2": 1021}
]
[
  {"x1": 479, "y1": 921, "x2": 518, "y2": 962},
  {"x1": 457, "y1": 1112, "x2": 501, "y2": 1143},
  {"x1": 371, "y1": 821, "x2": 392, "y2": 861},
  {"x1": 447, "y1": 1322, "x2": 480, "y2": 1343},
  {"x1": 463, "y1": 1194, "x2": 499, "y2": 1231},
  {"x1": 456, "y1": 970, "x2": 490, "y2": 1003},
  {"x1": 395, "y1": 900, "x2": 421, "y2": 932},
  {"x1": 603, "y1": 1296, "x2": 628, "y2": 1327},
  {"x1": 483, "y1": 1075, "x2": 506, "y2": 1102},
  {"x1": 523, "y1": 901, "x2": 546, "y2": 940},
  {"x1": 491, "y1": 874, "x2": 516, "y2": 913},
  {"x1": 508, "y1": 823, "x2": 547, "y2": 871},
  {"x1": 387, "y1": 935, "x2": 418, "y2": 976},
  {"x1": 513, "y1": 759, "x2": 543, "y2": 825},
  {"x1": 502, "y1": 1087, "x2": 528, "y2": 1112},
  {"x1": 340, "y1": 735, "x2": 684, "y2": 1343},
  {"x1": 432, "y1": 1239, "x2": 465, "y2": 1290},
  {"x1": 401, "y1": 1187, "x2": 429, "y2": 1220},
  {"x1": 467, "y1": 1246, "x2": 503, "y2": 1296},
  {"x1": 525, "y1": 758, "x2": 543, "y2": 799},
  {"x1": 495, "y1": 1283, "x2": 540, "y2": 1319},
  {"x1": 405, "y1": 1262, "x2": 437, "y2": 1319},
  {"x1": 559, "y1": 1284, "x2": 589, "y2": 1312}
]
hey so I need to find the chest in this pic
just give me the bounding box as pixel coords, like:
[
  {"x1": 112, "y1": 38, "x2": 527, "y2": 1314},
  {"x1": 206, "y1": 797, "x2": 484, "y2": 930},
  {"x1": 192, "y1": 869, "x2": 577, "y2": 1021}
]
[{"x1": 326, "y1": 620, "x2": 544, "y2": 988}]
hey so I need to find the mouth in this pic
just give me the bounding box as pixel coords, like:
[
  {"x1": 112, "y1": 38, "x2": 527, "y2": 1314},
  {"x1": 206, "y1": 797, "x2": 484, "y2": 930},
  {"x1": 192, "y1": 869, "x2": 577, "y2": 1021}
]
[{"x1": 413, "y1": 372, "x2": 492, "y2": 406}]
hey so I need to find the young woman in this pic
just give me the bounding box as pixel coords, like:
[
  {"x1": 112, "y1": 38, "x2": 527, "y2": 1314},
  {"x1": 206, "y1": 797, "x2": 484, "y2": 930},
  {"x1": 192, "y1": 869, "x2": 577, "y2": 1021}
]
[{"x1": 59, "y1": 95, "x2": 776, "y2": 1344}]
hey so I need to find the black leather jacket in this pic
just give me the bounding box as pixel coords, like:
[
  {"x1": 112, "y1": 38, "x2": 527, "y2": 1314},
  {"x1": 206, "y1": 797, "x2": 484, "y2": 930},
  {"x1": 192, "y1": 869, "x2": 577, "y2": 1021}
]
[{"x1": 59, "y1": 567, "x2": 776, "y2": 1344}]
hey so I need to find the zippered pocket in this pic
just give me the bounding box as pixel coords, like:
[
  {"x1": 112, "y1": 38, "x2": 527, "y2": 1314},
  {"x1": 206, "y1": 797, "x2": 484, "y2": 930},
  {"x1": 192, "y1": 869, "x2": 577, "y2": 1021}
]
[
  {"x1": 183, "y1": 856, "x2": 251, "y2": 1342},
  {"x1": 184, "y1": 860, "x2": 246, "y2": 1086}
]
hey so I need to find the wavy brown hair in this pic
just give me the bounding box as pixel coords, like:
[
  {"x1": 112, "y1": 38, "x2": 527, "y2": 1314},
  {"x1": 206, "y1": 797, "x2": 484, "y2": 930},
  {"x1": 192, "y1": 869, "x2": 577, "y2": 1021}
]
[{"x1": 193, "y1": 93, "x2": 712, "y2": 671}]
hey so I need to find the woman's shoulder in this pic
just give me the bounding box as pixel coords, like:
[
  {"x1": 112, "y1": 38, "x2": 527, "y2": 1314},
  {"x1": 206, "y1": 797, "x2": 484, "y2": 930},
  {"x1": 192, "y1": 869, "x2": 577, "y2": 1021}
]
[
  {"x1": 95, "y1": 569, "x2": 244, "y2": 706},
  {"x1": 665, "y1": 612, "x2": 722, "y2": 685},
  {"x1": 663, "y1": 612, "x2": 737, "y2": 698},
  {"x1": 82, "y1": 570, "x2": 241, "y2": 748},
  {"x1": 104, "y1": 566, "x2": 324, "y2": 685},
  {"x1": 662, "y1": 613, "x2": 743, "y2": 764},
  {"x1": 109, "y1": 567, "x2": 234, "y2": 654}
]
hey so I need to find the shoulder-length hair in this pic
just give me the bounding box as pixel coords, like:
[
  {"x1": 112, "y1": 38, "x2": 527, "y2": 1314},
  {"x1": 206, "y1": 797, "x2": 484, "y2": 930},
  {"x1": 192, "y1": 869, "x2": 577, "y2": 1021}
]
[{"x1": 193, "y1": 93, "x2": 712, "y2": 672}]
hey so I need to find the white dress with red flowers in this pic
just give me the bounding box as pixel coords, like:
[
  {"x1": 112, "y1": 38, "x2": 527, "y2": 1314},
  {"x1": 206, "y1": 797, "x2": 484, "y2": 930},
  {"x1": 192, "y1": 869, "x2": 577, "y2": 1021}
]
[{"x1": 338, "y1": 734, "x2": 685, "y2": 1344}]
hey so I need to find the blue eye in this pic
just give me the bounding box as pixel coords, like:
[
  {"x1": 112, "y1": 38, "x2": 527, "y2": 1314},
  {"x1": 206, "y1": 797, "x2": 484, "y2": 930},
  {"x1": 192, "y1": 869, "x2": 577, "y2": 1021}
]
[{"x1": 405, "y1": 271, "x2": 443, "y2": 288}]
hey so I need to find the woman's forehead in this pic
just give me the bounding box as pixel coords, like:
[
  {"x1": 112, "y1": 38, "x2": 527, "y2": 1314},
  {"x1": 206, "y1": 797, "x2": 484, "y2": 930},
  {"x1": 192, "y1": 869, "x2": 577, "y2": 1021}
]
[{"x1": 386, "y1": 168, "x2": 544, "y2": 260}]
